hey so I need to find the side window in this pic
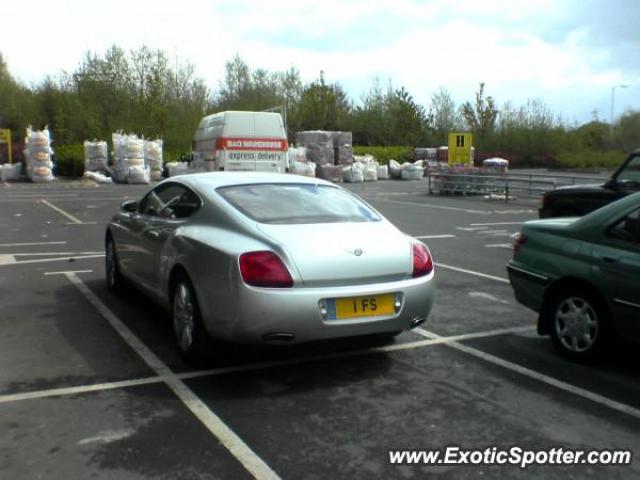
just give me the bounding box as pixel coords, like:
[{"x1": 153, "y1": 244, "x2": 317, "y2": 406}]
[
  {"x1": 139, "y1": 183, "x2": 201, "y2": 219},
  {"x1": 608, "y1": 208, "x2": 640, "y2": 244},
  {"x1": 617, "y1": 155, "x2": 640, "y2": 185}
]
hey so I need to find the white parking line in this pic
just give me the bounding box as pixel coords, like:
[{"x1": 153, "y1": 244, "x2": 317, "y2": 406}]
[
  {"x1": 0, "y1": 254, "x2": 104, "y2": 266},
  {"x1": 45, "y1": 269, "x2": 94, "y2": 275},
  {"x1": 484, "y1": 244, "x2": 513, "y2": 249},
  {"x1": 11, "y1": 251, "x2": 103, "y2": 256},
  {"x1": 0, "y1": 241, "x2": 67, "y2": 247},
  {"x1": 0, "y1": 376, "x2": 163, "y2": 404},
  {"x1": 435, "y1": 263, "x2": 510, "y2": 283},
  {"x1": 373, "y1": 198, "x2": 491, "y2": 215},
  {"x1": 39, "y1": 199, "x2": 84, "y2": 224},
  {"x1": 64, "y1": 272, "x2": 281, "y2": 480},
  {"x1": 0, "y1": 324, "x2": 537, "y2": 405},
  {"x1": 471, "y1": 222, "x2": 523, "y2": 226},
  {"x1": 414, "y1": 328, "x2": 640, "y2": 421}
]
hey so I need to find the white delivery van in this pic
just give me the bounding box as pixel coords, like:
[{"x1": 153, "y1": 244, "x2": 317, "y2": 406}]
[{"x1": 192, "y1": 111, "x2": 288, "y2": 172}]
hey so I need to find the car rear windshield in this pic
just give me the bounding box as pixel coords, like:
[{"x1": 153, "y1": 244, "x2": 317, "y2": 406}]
[{"x1": 217, "y1": 183, "x2": 381, "y2": 224}]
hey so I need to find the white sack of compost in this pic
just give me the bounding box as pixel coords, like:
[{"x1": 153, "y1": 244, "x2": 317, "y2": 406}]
[
  {"x1": 401, "y1": 163, "x2": 425, "y2": 180},
  {"x1": 291, "y1": 160, "x2": 316, "y2": 177},
  {"x1": 377, "y1": 165, "x2": 389, "y2": 180},
  {"x1": 342, "y1": 162, "x2": 364, "y2": 183},
  {"x1": 389, "y1": 159, "x2": 402, "y2": 179},
  {"x1": 364, "y1": 163, "x2": 378, "y2": 182}
]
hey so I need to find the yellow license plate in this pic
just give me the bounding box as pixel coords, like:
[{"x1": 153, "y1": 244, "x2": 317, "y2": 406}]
[{"x1": 334, "y1": 294, "x2": 395, "y2": 319}]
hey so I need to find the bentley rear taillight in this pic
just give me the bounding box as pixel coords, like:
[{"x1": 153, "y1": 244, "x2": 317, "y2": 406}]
[
  {"x1": 239, "y1": 251, "x2": 293, "y2": 288},
  {"x1": 412, "y1": 243, "x2": 433, "y2": 278}
]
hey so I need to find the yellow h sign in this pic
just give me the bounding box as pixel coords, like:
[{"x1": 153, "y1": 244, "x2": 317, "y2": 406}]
[
  {"x1": 0, "y1": 129, "x2": 12, "y2": 163},
  {"x1": 448, "y1": 132, "x2": 472, "y2": 166}
]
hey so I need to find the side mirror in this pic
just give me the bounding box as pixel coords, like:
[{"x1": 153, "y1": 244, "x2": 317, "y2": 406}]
[
  {"x1": 603, "y1": 179, "x2": 618, "y2": 190},
  {"x1": 121, "y1": 200, "x2": 138, "y2": 213}
]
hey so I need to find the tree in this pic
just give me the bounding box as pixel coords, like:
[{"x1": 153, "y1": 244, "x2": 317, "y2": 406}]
[
  {"x1": 297, "y1": 71, "x2": 351, "y2": 131},
  {"x1": 385, "y1": 86, "x2": 429, "y2": 146},
  {"x1": 460, "y1": 82, "x2": 498, "y2": 149},
  {"x1": 429, "y1": 87, "x2": 459, "y2": 145}
]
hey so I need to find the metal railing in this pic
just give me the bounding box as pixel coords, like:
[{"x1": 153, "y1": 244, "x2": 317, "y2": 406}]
[{"x1": 426, "y1": 171, "x2": 607, "y2": 202}]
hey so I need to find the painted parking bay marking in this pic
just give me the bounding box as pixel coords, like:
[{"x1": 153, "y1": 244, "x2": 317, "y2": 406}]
[
  {"x1": 414, "y1": 328, "x2": 640, "y2": 421},
  {"x1": 62, "y1": 272, "x2": 281, "y2": 480},
  {"x1": 39, "y1": 199, "x2": 84, "y2": 224}
]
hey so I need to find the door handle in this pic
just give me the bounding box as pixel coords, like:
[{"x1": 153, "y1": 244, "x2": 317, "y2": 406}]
[
  {"x1": 601, "y1": 256, "x2": 618, "y2": 263},
  {"x1": 144, "y1": 230, "x2": 160, "y2": 239}
]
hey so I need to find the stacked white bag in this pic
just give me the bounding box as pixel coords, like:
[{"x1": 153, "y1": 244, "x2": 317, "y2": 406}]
[
  {"x1": 288, "y1": 147, "x2": 316, "y2": 177},
  {"x1": 84, "y1": 140, "x2": 109, "y2": 173},
  {"x1": 144, "y1": 139, "x2": 163, "y2": 181},
  {"x1": 400, "y1": 160, "x2": 425, "y2": 180},
  {"x1": 24, "y1": 127, "x2": 55, "y2": 183},
  {"x1": 342, "y1": 162, "x2": 364, "y2": 183},
  {"x1": 112, "y1": 133, "x2": 149, "y2": 184},
  {"x1": 0, "y1": 163, "x2": 22, "y2": 181},
  {"x1": 166, "y1": 161, "x2": 189, "y2": 177}
]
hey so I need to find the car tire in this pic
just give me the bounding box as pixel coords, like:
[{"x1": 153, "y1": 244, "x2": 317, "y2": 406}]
[
  {"x1": 548, "y1": 289, "x2": 610, "y2": 363},
  {"x1": 105, "y1": 235, "x2": 124, "y2": 294},
  {"x1": 171, "y1": 274, "x2": 210, "y2": 364}
]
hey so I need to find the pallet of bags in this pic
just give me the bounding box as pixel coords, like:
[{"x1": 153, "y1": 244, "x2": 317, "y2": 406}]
[
  {"x1": 317, "y1": 164, "x2": 342, "y2": 182},
  {"x1": 333, "y1": 131, "x2": 353, "y2": 165},
  {"x1": 295, "y1": 131, "x2": 334, "y2": 165},
  {"x1": 112, "y1": 133, "x2": 149, "y2": 184},
  {"x1": 287, "y1": 147, "x2": 307, "y2": 170},
  {"x1": 144, "y1": 139, "x2": 163, "y2": 181},
  {"x1": 24, "y1": 127, "x2": 55, "y2": 183},
  {"x1": 84, "y1": 140, "x2": 109, "y2": 173}
]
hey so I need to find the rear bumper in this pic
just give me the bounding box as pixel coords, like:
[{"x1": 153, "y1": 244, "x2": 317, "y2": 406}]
[
  {"x1": 506, "y1": 262, "x2": 549, "y2": 313},
  {"x1": 204, "y1": 273, "x2": 435, "y2": 344}
]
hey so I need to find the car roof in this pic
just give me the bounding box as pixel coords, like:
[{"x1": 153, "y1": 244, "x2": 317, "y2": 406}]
[{"x1": 167, "y1": 172, "x2": 335, "y2": 191}]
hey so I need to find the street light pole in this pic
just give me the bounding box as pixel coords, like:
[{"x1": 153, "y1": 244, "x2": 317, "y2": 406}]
[{"x1": 610, "y1": 84, "x2": 628, "y2": 135}]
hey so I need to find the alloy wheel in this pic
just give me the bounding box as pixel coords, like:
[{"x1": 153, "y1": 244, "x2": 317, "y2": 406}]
[{"x1": 554, "y1": 296, "x2": 599, "y2": 353}]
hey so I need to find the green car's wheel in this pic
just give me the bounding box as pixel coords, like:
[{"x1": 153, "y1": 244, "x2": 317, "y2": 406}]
[{"x1": 548, "y1": 290, "x2": 610, "y2": 362}]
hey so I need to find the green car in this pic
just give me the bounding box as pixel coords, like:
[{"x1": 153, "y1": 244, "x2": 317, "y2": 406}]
[{"x1": 507, "y1": 191, "x2": 640, "y2": 362}]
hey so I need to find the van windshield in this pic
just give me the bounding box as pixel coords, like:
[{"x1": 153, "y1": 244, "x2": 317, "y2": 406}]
[{"x1": 217, "y1": 183, "x2": 381, "y2": 224}]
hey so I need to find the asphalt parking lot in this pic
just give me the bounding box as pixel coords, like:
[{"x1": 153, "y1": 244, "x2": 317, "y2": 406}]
[{"x1": 1, "y1": 177, "x2": 638, "y2": 479}]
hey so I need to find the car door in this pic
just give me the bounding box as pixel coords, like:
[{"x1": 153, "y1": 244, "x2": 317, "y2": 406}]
[
  {"x1": 137, "y1": 183, "x2": 202, "y2": 293},
  {"x1": 593, "y1": 207, "x2": 640, "y2": 338}
]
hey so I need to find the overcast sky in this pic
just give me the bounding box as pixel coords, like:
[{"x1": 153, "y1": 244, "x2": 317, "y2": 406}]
[{"x1": 1, "y1": 0, "x2": 638, "y2": 125}]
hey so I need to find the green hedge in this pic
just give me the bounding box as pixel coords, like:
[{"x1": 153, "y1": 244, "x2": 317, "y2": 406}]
[
  {"x1": 353, "y1": 146, "x2": 414, "y2": 165},
  {"x1": 54, "y1": 144, "x2": 84, "y2": 177},
  {"x1": 555, "y1": 150, "x2": 627, "y2": 169}
]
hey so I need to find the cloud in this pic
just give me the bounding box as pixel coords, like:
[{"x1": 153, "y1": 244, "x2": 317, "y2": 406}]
[{"x1": 0, "y1": 0, "x2": 637, "y2": 122}]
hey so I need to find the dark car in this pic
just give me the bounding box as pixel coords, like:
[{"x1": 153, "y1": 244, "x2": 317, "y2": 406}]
[
  {"x1": 508, "y1": 191, "x2": 640, "y2": 362},
  {"x1": 539, "y1": 149, "x2": 640, "y2": 218}
]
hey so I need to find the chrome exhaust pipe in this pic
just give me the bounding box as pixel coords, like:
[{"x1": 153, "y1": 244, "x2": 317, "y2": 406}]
[
  {"x1": 263, "y1": 332, "x2": 296, "y2": 342},
  {"x1": 410, "y1": 317, "x2": 427, "y2": 328}
]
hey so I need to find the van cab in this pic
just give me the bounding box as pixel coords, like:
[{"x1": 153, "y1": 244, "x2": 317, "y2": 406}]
[{"x1": 192, "y1": 111, "x2": 288, "y2": 173}]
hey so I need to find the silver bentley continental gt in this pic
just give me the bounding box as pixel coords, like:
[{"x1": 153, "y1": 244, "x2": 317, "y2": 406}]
[{"x1": 105, "y1": 172, "x2": 435, "y2": 362}]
